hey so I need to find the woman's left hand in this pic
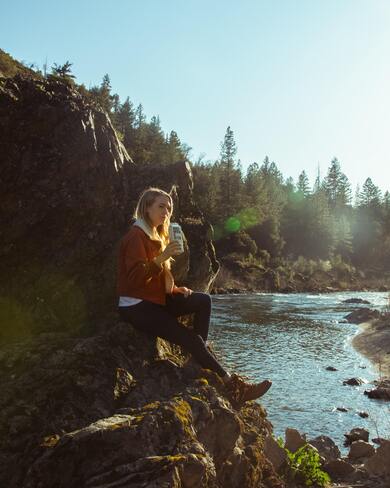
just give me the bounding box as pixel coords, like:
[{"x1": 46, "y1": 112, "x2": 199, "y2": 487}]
[{"x1": 174, "y1": 286, "x2": 193, "y2": 297}]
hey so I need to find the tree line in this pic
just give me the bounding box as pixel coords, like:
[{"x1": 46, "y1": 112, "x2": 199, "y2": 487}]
[
  {"x1": 193, "y1": 127, "x2": 390, "y2": 271},
  {"x1": 44, "y1": 62, "x2": 390, "y2": 271}
]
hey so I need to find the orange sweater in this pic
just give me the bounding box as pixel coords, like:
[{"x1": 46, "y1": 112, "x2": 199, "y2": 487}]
[{"x1": 117, "y1": 225, "x2": 175, "y2": 305}]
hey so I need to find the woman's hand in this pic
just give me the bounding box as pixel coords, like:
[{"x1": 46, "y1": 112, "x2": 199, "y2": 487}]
[
  {"x1": 154, "y1": 241, "x2": 182, "y2": 267},
  {"x1": 174, "y1": 286, "x2": 193, "y2": 297}
]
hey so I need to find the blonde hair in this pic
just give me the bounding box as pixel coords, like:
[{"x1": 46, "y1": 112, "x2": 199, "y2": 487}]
[{"x1": 133, "y1": 187, "x2": 173, "y2": 267}]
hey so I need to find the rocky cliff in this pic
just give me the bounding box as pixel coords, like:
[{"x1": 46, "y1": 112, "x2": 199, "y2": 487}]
[
  {"x1": 0, "y1": 324, "x2": 282, "y2": 487},
  {"x1": 0, "y1": 73, "x2": 218, "y2": 342},
  {"x1": 0, "y1": 71, "x2": 282, "y2": 487}
]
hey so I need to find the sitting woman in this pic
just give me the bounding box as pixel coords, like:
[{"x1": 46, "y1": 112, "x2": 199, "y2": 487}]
[{"x1": 117, "y1": 187, "x2": 272, "y2": 405}]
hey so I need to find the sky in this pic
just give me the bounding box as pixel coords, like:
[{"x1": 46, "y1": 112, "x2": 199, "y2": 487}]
[{"x1": 2, "y1": 0, "x2": 390, "y2": 193}]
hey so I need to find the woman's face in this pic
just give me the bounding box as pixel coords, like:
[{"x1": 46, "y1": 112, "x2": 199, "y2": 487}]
[{"x1": 147, "y1": 195, "x2": 172, "y2": 228}]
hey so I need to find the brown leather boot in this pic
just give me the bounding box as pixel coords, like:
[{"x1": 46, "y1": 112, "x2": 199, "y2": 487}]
[{"x1": 225, "y1": 373, "x2": 272, "y2": 407}]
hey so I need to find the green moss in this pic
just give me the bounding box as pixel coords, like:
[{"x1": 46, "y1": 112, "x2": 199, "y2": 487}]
[
  {"x1": 107, "y1": 421, "x2": 130, "y2": 430},
  {"x1": 189, "y1": 395, "x2": 204, "y2": 402},
  {"x1": 143, "y1": 401, "x2": 161, "y2": 410},
  {"x1": 165, "y1": 454, "x2": 187, "y2": 463},
  {"x1": 172, "y1": 398, "x2": 194, "y2": 438}
]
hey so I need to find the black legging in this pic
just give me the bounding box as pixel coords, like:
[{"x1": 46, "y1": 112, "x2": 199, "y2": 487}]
[{"x1": 118, "y1": 292, "x2": 227, "y2": 377}]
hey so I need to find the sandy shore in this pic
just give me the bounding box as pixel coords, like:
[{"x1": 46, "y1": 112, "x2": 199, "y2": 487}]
[{"x1": 352, "y1": 318, "x2": 390, "y2": 378}]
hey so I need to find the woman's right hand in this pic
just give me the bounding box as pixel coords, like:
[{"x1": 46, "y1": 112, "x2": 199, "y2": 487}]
[{"x1": 154, "y1": 241, "x2": 182, "y2": 266}]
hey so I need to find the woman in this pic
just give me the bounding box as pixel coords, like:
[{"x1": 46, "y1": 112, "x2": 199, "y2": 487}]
[{"x1": 117, "y1": 187, "x2": 272, "y2": 405}]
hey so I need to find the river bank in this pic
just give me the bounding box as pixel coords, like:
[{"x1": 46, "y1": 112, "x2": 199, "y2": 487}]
[
  {"x1": 211, "y1": 261, "x2": 390, "y2": 295},
  {"x1": 352, "y1": 317, "x2": 390, "y2": 378},
  {"x1": 209, "y1": 292, "x2": 390, "y2": 487}
]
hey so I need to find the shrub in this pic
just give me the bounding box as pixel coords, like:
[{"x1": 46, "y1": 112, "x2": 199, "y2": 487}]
[
  {"x1": 287, "y1": 444, "x2": 330, "y2": 486},
  {"x1": 214, "y1": 230, "x2": 257, "y2": 257},
  {"x1": 277, "y1": 438, "x2": 331, "y2": 487}
]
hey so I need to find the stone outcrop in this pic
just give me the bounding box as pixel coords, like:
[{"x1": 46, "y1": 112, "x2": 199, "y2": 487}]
[
  {"x1": 0, "y1": 71, "x2": 280, "y2": 488},
  {"x1": 284, "y1": 428, "x2": 306, "y2": 453},
  {"x1": 263, "y1": 436, "x2": 288, "y2": 474},
  {"x1": 364, "y1": 440, "x2": 390, "y2": 477},
  {"x1": 0, "y1": 74, "x2": 218, "y2": 343},
  {"x1": 344, "y1": 427, "x2": 369, "y2": 446},
  {"x1": 0, "y1": 323, "x2": 283, "y2": 488},
  {"x1": 348, "y1": 440, "x2": 375, "y2": 460},
  {"x1": 308, "y1": 435, "x2": 341, "y2": 463},
  {"x1": 323, "y1": 459, "x2": 355, "y2": 479},
  {"x1": 364, "y1": 379, "x2": 390, "y2": 400}
]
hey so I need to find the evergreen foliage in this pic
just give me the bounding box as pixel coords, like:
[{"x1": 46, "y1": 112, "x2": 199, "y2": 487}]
[
  {"x1": 50, "y1": 61, "x2": 75, "y2": 81},
  {"x1": 3, "y1": 50, "x2": 389, "y2": 274}
]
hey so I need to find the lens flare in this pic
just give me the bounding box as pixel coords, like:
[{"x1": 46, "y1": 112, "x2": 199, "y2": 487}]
[{"x1": 225, "y1": 217, "x2": 241, "y2": 233}]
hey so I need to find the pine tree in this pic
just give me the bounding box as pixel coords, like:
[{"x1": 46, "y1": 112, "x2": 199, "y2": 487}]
[
  {"x1": 192, "y1": 162, "x2": 220, "y2": 223},
  {"x1": 218, "y1": 126, "x2": 240, "y2": 221},
  {"x1": 285, "y1": 176, "x2": 295, "y2": 194},
  {"x1": 89, "y1": 74, "x2": 116, "y2": 114},
  {"x1": 116, "y1": 97, "x2": 135, "y2": 146},
  {"x1": 297, "y1": 170, "x2": 310, "y2": 196},
  {"x1": 135, "y1": 104, "x2": 146, "y2": 129},
  {"x1": 383, "y1": 191, "x2": 390, "y2": 209},
  {"x1": 324, "y1": 158, "x2": 352, "y2": 208},
  {"x1": 145, "y1": 115, "x2": 165, "y2": 163},
  {"x1": 358, "y1": 178, "x2": 382, "y2": 208},
  {"x1": 166, "y1": 130, "x2": 183, "y2": 164},
  {"x1": 334, "y1": 215, "x2": 353, "y2": 260},
  {"x1": 51, "y1": 61, "x2": 75, "y2": 80}
]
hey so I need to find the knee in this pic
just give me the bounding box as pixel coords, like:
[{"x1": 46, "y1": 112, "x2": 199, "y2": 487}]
[
  {"x1": 196, "y1": 292, "x2": 211, "y2": 309},
  {"x1": 188, "y1": 333, "x2": 207, "y2": 351}
]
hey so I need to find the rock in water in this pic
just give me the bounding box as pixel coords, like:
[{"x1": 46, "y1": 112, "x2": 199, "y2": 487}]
[
  {"x1": 343, "y1": 377, "x2": 366, "y2": 386},
  {"x1": 344, "y1": 308, "x2": 380, "y2": 324},
  {"x1": 344, "y1": 428, "x2": 369, "y2": 446},
  {"x1": 364, "y1": 387, "x2": 390, "y2": 400},
  {"x1": 342, "y1": 298, "x2": 371, "y2": 304}
]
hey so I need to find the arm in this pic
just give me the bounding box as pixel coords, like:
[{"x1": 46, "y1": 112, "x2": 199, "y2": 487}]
[
  {"x1": 124, "y1": 232, "x2": 163, "y2": 288},
  {"x1": 172, "y1": 285, "x2": 193, "y2": 296}
]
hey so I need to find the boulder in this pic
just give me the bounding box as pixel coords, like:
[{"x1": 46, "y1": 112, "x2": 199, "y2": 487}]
[
  {"x1": 263, "y1": 435, "x2": 288, "y2": 473},
  {"x1": 344, "y1": 308, "x2": 380, "y2": 324},
  {"x1": 364, "y1": 387, "x2": 390, "y2": 400},
  {"x1": 348, "y1": 440, "x2": 375, "y2": 460},
  {"x1": 337, "y1": 406, "x2": 348, "y2": 412},
  {"x1": 343, "y1": 377, "x2": 366, "y2": 386},
  {"x1": 364, "y1": 440, "x2": 390, "y2": 477},
  {"x1": 342, "y1": 298, "x2": 371, "y2": 304},
  {"x1": 326, "y1": 366, "x2": 338, "y2": 371},
  {"x1": 358, "y1": 411, "x2": 369, "y2": 418},
  {"x1": 344, "y1": 428, "x2": 369, "y2": 446},
  {"x1": 308, "y1": 435, "x2": 340, "y2": 463},
  {"x1": 285, "y1": 428, "x2": 306, "y2": 453},
  {"x1": 372, "y1": 437, "x2": 387, "y2": 445},
  {"x1": 323, "y1": 459, "x2": 355, "y2": 479}
]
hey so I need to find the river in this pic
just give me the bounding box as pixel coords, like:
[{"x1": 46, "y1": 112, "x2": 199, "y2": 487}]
[{"x1": 209, "y1": 291, "x2": 389, "y2": 451}]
